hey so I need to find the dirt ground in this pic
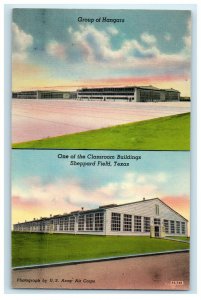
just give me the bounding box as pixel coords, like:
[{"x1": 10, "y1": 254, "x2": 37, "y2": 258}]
[
  {"x1": 12, "y1": 100, "x2": 191, "y2": 143},
  {"x1": 12, "y1": 252, "x2": 189, "y2": 290}
]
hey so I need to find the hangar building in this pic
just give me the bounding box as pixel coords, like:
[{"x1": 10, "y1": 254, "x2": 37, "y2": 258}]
[
  {"x1": 12, "y1": 86, "x2": 180, "y2": 102},
  {"x1": 13, "y1": 198, "x2": 188, "y2": 238},
  {"x1": 77, "y1": 85, "x2": 180, "y2": 102},
  {"x1": 12, "y1": 90, "x2": 71, "y2": 99}
]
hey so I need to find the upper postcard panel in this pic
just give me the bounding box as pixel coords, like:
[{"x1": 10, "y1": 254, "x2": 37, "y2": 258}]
[{"x1": 12, "y1": 9, "x2": 191, "y2": 150}]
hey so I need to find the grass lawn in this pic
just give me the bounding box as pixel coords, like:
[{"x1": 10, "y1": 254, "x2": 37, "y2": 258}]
[
  {"x1": 166, "y1": 236, "x2": 190, "y2": 241},
  {"x1": 12, "y1": 232, "x2": 190, "y2": 267},
  {"x1": 12, "y1": 113, "x2": 190, "y2": 150}
]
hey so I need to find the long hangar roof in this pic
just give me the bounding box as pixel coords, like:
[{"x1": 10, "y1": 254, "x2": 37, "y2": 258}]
[{"x1": 16, "y1": 197, "x2": 188, "y2": 224}]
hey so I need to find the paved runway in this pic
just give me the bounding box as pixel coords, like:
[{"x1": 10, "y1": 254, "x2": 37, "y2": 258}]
[
  {"x1": 12, "y1": 252, "x2": 189, "y2": 290},
  {"x1": 12, "y1": 99, "x2": 191, "y2": 143}
]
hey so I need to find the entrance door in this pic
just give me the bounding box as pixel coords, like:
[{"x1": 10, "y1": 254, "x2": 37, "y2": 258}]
[{"x1": 155, "y1": 226, "x2": 160, "y2": 237}]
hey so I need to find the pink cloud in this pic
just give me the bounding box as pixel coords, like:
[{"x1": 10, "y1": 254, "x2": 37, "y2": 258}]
[{"x1": 12, "y1": 196, "x2": 40, "y2": 210}]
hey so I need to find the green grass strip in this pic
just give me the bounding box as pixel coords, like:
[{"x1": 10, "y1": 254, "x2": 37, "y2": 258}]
[
  {"x1": 12, "y1": 232, "x2": 190, "y2": 267},
  {"x1": 13, "y1": 113, "x2": 190, "y2": 150}
]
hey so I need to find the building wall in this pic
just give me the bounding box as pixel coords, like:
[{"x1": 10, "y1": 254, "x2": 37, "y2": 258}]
[
  {"x1": 14, "y1": 199, "x2": 188, "y2": 237},
  {"x1": 104, "y1": 199, "x2": 187, "y2": 236},
  {"x1": 13, "y1": 88, "x2": 180, "y2": 102},
  {"x1": 165, "y1": 91, "x2": 180, "y2": 101},
  {"x1": 13, "y1": 91, "x2": 71, "y2": 100},
  {"x1": 77, "y1": 87, "x2": 180, "y2": 102},
  {"x1": 77, "y1": 87, "x2": 135, "y2": 102},
  {"x1": 14, "y1": 211, "x2": 106, "y2": 235},
  {"x1": 13, "y1": 91, "x2": 38, "y2": 99}
]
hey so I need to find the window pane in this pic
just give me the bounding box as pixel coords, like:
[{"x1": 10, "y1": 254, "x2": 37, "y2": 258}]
[
  {"x1": 86, "y1": 214, "x2": 94, "y2": 231},
  {"x1": 164, "y1": 219, "x2": 169, "y2": 234},
  {"x1": 78, "y1": 215, "x2": 85, "y2": 231},
  {"x1": 170, "y1": 220, "x2": 175, "y2": 234},
  {"x1": 111, "y1": 213, "x2": 121, "y2": 231},
  {"x1": 123, "y1": 214, "x2": 132, "y2": 231},
  {"x1": 95, "y1": 212, "x2": 104, "y2": 231},
  {"x1": 69, "y1": 216, "x2": 75, "y2": 231},
  {"x1": 144, "y1": 217, "x2": 150, "y2": 232},
  {"x1": 154, "y1": 218, "x2": 160, "y2": 225},
  {"x1": 176, "y1": 221, "x2": 181, "y2": 234},
  {"x1": 181, "y1": 222, "x2": 186, "y2": 234},
  {"x1": 134, "y1": 216, "x2": 142, "y2": 232},
  {"x1": 155, "y1": 205, "x2": 159, "y2": 215}
]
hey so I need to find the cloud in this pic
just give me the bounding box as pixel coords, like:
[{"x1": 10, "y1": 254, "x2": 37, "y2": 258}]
[
  {"x1": 12, "y1": 22, "x2": 33, "y2": 61},
  {"x1": 183, "y1": 18, "x2": 191, "y2": 50},
  {"x1": 164, "y1": 33, "x2": 171, "y2": 41},
  {"x1": 107, "y1": 26, "x2": 119, "y2": 36},
  {"x1": 12, "y1": 170, "x2": 190, "y2": 225},
  {"x1": 12, "y1": 171, "x2": 170, "y2": 220},
  {"x1": 141, "y1": 32, "x2": 157, "y2": 45},
  {"x1": 43, "y1": 24, "x2": 190, "y2": 78},
  {"x1": 67, "y1": 24, "x2": 119, "y2": 63},
  {"x1": 46, "y1": 40, "x2": 66, "y2": 60},
  {"x1": 66, "y1": 25, "x2": 159, "y2": 63}
]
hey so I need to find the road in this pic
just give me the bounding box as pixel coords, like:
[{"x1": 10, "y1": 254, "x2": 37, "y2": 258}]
[
  {"x1": 12, "y1": 99, "x2": 190, "y2": 143},
  {"x1": 12, "y1": 252, "x2": 189, "y2": 290}
]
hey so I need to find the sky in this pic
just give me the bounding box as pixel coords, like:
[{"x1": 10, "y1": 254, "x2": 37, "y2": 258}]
[
  {"x1": 12, "y1": 150, "x2": 190, "y2": 225},
  {"x1": 12, "y1": 9, "x2": 191, "y2": 96}
]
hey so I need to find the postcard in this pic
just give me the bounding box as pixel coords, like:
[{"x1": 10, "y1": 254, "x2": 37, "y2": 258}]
[{"x1": 11, "y1": 8, "x2": 191, "y2": 291}]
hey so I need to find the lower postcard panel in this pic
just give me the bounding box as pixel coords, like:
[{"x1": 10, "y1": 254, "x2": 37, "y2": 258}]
[{"x1": 12, "y1": 150, "x2": 190, "y2": 290}]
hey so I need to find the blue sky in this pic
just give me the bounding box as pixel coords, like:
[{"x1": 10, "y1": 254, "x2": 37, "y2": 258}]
[
  {"x1": 12, "y1": 9, "x2": 191, "y2": 95},
  {"x1": 12, "y1": 150, "x2": 190, "y2": 224}
]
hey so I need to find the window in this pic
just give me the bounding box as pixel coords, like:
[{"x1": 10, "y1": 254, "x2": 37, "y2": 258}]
[
  {"x1": 154, "y1": 218, "x2": 160, "y2": 225},
  {"x1": 64, "y1": 220, "x2": 68, "y2": 231},
  {"x1": 144, "y1": 217, "x2": 150, "y2": 232},
  {"x1": 155, "y1": 204, "x2": 159, "y2": 215},
  {"x1": 111, "y1": 213, "x2": 121, "y2": 231},
  {"x1": 86, "y1": 214, "x2": 94, "y2": 231},
  {"x1": 123, "y1": 214, "x2": 132, "y2": 231},
  {"x1": 95, "y1": 212, "x2": 104, "y2": 231},
  {"x1": 59, "y1": 219, "x2": 63, "y2": 231},
  {"x1": 78, "y1": 215, "x2": 85, "y2": 231},
  {"x1": 181, "y1": 222, "x2": 186, "y2": 234},
  {"x1": 134, "y1": 216, "x2": 142, "y2": 232},
  {"x1": 164, "y1": 220, "x2": 169, "y2": 234},
  {"x1": 176, "y1": 221, "x2": 181, "y2": 234},
  {"x1": 69, "y1": 216, "x2": 75, "y2": 231},
  {"x1": 170, "y1": 220, "x2": 175, "y2": 234}
]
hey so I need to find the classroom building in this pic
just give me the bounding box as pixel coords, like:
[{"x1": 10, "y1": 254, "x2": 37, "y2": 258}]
[{"x1": 13, "y1": 198, "x2": 188, "y2": 238}]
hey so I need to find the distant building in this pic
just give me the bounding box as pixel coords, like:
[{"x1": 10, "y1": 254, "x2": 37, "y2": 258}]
[
  {"x1": 180, "y1": 96, "x2": 191, "y2": 102},
  {"x1": 12, "y1": 90, "x2": 72, "y2": 99},
  {"x1": 12, "y1": 86, "x2": 180, "y2": 102},
  {"x1": 77, "y1": 85, "x2": 180, "y2": 102},
  {"x1": 13, "y1": 198, "x2": 188, "y2": 238}
]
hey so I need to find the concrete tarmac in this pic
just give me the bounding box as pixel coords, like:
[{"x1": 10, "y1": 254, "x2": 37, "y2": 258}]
[
  {"x1": 12, "y1": 252, "x2": 189, "y2": 290},
  {"x1": 12, "y1": 99, "x2": 190, "y2": 143}
]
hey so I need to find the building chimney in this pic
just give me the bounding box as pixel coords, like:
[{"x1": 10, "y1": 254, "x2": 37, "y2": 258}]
[{"x1": 143, "y1": 197, "x2": 145, "y2": 201}]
